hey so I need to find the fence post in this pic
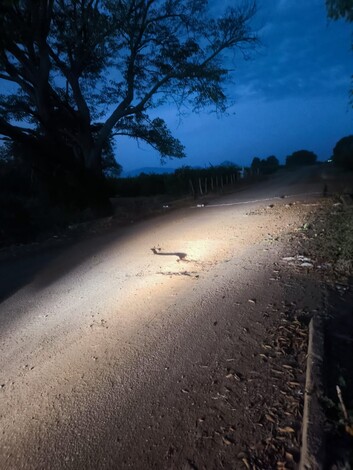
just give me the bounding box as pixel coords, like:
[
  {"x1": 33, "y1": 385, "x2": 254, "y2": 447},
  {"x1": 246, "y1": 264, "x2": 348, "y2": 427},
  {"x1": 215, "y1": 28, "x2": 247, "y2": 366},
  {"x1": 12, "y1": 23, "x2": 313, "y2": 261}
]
[
  {"x1": 189, "y1": 179, "x2": 196, "y2": 199},
  {"x1": 198, "y1": 178, "x2": 203, "y2": 196}
]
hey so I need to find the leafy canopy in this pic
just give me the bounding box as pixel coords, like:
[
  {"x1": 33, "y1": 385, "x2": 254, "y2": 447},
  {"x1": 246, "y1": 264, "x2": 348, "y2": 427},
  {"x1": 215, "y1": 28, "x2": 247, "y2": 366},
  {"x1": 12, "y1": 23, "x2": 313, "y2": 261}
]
[
  {"x1": 326, "y1": 0, "x2": 353, "y2": 21},
  {"x1": 0, "y1": 0, "x2": 258, "y2": 175},
  {"x1": 332, "y1": 135, "x2": 353, "y2": 170},
  {"x1": 285, "y1": 150, "x2": 317, "y2": 167},
  {"x1": 251, "y1": 155, "x2": 279, "y2": 174}
]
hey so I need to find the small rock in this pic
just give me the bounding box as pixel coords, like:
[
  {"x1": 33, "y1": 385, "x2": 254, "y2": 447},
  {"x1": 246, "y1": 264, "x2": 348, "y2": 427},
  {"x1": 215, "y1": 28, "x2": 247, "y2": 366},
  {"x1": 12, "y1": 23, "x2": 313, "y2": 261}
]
[
  {"x1": 222, "y1": 436, "x2": 234, "y2": 445},
  {"x1": 298, "y1": 256, "x2": 312, "y2": 263},
  {"x1": 340, "y1": 194, "x2": 353, "y2": 206},
  {"x1": 301, "y1": 262, "x2": 313, "y2": 268}
]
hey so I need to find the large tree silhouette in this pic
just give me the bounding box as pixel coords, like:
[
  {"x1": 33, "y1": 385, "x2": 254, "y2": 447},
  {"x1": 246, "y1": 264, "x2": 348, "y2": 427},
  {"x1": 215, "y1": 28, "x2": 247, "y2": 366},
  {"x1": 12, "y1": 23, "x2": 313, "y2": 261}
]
[{"x1": 0, "y1": 0, "x2": 257, "y2": 207}]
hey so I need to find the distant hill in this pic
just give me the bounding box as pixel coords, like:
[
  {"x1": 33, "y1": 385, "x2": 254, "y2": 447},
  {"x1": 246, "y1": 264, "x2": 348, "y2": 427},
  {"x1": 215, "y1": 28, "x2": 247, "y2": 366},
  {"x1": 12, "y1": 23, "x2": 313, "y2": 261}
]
[{"x1": 122, "y1": 167, "x2": 176, "y2": 177}]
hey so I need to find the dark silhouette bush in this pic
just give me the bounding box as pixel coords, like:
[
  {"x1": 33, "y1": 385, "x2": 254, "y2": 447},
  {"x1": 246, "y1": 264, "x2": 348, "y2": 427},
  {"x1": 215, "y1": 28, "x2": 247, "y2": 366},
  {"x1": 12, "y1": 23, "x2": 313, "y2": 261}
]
[
  {"x1": 286, "y1": 150, "x2": 317, "y2": 167},
  {"x1": 0, "y1": 195, "x2": 35, "y2": 245},
  {"x1": 251, "y1": 155, "x2": 279, "y2": 174},
  {"x1": 332, "y1": 135, "x2": 353, "y2": 170}
]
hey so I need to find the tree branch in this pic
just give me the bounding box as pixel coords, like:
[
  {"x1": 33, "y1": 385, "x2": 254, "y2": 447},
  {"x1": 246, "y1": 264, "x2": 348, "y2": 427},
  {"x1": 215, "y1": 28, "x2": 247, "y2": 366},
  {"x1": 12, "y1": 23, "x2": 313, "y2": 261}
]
[{"x1": 0, "y1": 117, "x2": 38, "y2": 143}]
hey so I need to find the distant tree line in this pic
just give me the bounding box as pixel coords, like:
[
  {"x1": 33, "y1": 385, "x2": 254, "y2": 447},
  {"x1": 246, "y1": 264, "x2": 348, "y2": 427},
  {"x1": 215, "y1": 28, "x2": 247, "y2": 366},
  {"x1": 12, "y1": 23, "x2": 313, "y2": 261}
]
[
  {"x1": 109, "y1": 163, "x2": 242, "y2": 198},
  {"x1": 282, "y1": 137, "x2": 353, "y2": 170},
  {"x1": 2, "y1": 131, "x2": 352, "y2": 246},
  {"x1": 250, "y1": 155, "x2": 280, "y2": 174}
]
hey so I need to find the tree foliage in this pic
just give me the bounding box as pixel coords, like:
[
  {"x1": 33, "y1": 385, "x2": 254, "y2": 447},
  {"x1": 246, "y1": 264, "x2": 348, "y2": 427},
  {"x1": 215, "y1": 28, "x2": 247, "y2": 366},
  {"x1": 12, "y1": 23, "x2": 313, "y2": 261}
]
[
  {"x1": 332, "y1": 135, "x2": 353, "y2": 170},
  {"x1": 251, "y1": 155, "x2": 279, "y2": 174},
  {"x1": 285, "y1": 150, "x2": 317, "y2": 167},
  {"x1": 0, "y1": 0, "x2": 257, "y2": 206},
  {"x1": 326, "y1": 0, "x2": 353, "y2": 21}
]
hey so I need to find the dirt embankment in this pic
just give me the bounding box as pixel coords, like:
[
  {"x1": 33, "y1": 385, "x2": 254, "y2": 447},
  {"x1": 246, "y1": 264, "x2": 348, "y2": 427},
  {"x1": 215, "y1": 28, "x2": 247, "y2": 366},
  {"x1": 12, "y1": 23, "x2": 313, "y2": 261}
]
[
  {"x1": 271, "y1": 192, "x2": 353, "y2": 470},
  {"x1": 301, "y1": 197, "x2": 353, "y2": 469}
]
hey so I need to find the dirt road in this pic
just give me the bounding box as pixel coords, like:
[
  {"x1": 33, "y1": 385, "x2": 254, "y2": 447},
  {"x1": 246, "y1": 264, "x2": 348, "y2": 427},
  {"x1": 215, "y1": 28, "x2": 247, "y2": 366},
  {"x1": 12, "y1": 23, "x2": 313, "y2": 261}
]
[{"x1": 0, "y1": 167, "x2": 335, "y2": 469}]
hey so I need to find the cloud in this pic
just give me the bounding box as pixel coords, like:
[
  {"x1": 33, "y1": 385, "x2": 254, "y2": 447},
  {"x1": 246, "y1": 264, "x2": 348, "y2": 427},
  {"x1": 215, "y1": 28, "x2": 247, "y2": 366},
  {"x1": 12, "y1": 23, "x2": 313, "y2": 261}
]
[{"x1": 231, "y1": 0, "x2": 352, "y2": 102}]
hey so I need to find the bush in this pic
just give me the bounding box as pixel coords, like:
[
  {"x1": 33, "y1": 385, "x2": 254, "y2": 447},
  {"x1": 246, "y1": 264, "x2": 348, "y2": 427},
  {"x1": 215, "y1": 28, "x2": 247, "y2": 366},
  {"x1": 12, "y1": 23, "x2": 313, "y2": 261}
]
[
  {"x1": 286, "y1": 150, "x2": 317, "y2": 167},
  {"x1": 0, "y1": 195, "x2": 35, "y2": 245},
  {"x1": 251, "y1": 155, "x2": 279, "y2": 174},
  {"x1": 332, "y1": 135, "x2": 353, "y2": 171}
]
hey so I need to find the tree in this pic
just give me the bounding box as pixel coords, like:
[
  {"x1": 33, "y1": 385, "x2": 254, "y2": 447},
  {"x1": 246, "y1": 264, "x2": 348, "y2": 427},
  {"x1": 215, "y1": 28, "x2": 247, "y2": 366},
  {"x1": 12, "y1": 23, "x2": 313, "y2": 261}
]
[
  {"x1": 0, "y1": 0, "x2": 258, "y2": 208},
  {"x1": 265, "y1": 155, "x2": 279, "y2": 173},
  {"x1": 326, "y1": 0, "x2": 353, "y2": 21},
  {"x1": 251, "y1": 155, "x2": 279, "y2": 174},
  {"x1": 251, "y1": 156, "x2": 261, "y2": 171},
  {"x1": 332, "y1": 135, "x2": 353, "y2": 170},
  {"x1": 286, "y1": 150, "x2": 317, "y2": 167}
]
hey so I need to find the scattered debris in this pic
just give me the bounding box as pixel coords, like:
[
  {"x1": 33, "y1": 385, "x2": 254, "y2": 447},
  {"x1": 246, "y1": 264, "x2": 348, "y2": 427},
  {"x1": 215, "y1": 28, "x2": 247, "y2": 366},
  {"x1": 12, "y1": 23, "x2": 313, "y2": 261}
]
[
  {"x1": 340, "y1": 194, "x2": 353, "y2": 207},
  {"x1": 300, "y1": 262, "x2": 313, "y2": 268},
  {"x1": 282, "y1": 255, "x2": 314, "y2": 270}
]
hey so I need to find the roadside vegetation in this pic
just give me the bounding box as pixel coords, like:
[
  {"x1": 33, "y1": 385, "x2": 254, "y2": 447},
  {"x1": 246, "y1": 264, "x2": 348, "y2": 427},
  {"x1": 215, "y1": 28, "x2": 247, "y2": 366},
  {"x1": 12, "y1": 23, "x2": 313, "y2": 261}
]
[
  {"x1": 1, "y1": 143, "x2": 351, "y2": 248},
  {"x1": 302, "y1": 193, "x2": 353, "y2": 468},
  {"x1": 109, "y1": 163, "x2": 243, "y2": 198},
  {"x1": 0, "y1": 160, "x2": 253, "y2": 246}
]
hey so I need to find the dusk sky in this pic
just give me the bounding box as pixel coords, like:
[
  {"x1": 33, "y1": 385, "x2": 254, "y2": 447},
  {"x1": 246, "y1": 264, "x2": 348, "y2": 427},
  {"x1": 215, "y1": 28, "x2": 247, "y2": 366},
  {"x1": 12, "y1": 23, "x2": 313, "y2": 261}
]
[{"x1": 117, "y1": 0, "x2": 353, "y2": 174}]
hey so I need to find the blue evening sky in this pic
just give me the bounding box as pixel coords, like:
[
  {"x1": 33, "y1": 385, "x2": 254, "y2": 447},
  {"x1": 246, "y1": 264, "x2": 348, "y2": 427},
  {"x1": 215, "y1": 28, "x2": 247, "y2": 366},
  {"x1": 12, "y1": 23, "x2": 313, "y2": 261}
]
[{"x1": 117, "y1": 0, "x2": 353, "y2": 173}]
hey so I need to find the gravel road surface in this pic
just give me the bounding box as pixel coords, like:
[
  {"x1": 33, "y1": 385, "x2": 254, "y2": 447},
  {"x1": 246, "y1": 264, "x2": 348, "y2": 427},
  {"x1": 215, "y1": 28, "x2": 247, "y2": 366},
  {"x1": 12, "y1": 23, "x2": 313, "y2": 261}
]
[{"x1": 0, "y1": 167, "x2": 330, "y2": 469}]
